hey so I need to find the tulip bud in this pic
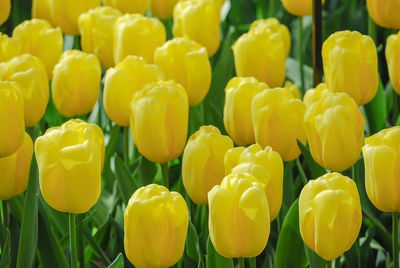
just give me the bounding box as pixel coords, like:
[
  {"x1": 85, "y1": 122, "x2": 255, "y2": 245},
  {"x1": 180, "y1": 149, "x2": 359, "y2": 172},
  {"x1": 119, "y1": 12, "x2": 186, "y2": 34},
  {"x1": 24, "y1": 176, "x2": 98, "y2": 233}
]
[
  {"x1": 103, "y1": 55, "x2": 164, "y2": 126},
  {"x1": 124, "y1": 184, "x2": 188, "y2": 268},
  {"x1": 52, "y1": 50, "x2": 101, "y2": 118},
  {"x1": 0, "y1": 81, "x2": 25, "y2": 157},
  {"x1": 12, "y1": 19, "x2": 63, "y2": 78},
  {"x1": 35, "y1": 119, "x2": 105, "y2": 214},
  {"x1": 304, "y1": 83, "x2": 365, "y2": 172},
  {"x1": 0, "y1": 0, "x2": 10, "y2": 25},
  {"x1": 0, "y1": 33, "x2": 22, "y2": 62},
  {"x1": 280, "y1": 0, "x2": 325, "y2": 17},
  {"x1": 252, "y1": 88, "x2": 307, "y2": 161},
  {"x1": 232, "y1": 27, "x2": 286, "y2": 88},
  {"x1": 154, "y1": 37, "x2": 211, "y2": 106},
  {"x1": 173, "y1": 0, "x2": 221, "y2": 56},
  {"x1": 224, "y1": 144, "x2": 283, "y2": 220},
  {"x1": 223, "y1": 77, "x2": 269, "y2": 146},
  {"x1": 367, "y1": 0, "x2": 400, "y2": 29},
  {"x1": 208, "y1": 172, "x2": 270, "y2": 258},
  {"x1": 182, "y1": 125, "x2": 233, "y2": 205},
  {"x1": 299, "y1": 172, "x2": 362, "y2": 260},
  {"x1": 32, "y1": 0, "x2": 53, "y2": 24},
  {"x1": 114, "y1": 14, "x2": 165, "y2": 64},
  {"x1": 130, "y1": 80, "x2": 188, "y2": 163},
  {"x1": 283, "y1": 81, "x2": 301, "y2": 99},
  {"x1": 322, "y1": 30, "x2": 378, "y2": 106},
  {"x1": 150, "y1": 0, "x2": 179, "y2": 19},
  {"x1": 78, "y1": 7, "x2": 122, "y2": 68},
  {"x1": 386, "y1": 31, "x2": 400, "y2": 95},
  {"x1": 362, "y1": 127, "x2": 400, "y2": 212},
  {"x1": 0, "y1": 132, "x2": 33, "y2": 200},
  {"x1": 103, "y1": 0, "x2": 149, "y2": 14}
]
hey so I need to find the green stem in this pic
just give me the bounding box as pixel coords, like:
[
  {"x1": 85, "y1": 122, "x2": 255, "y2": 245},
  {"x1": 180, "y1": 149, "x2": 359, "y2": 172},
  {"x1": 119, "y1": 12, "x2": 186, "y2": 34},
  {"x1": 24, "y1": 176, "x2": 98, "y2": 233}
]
[
  {"x1": 239, "y1": 257, "x2": 245, "y2": 268},
  {"x1": 160, "y1": 163, "x2": 169, "y2": 188},
  {"x1": 326, "y1": 260, "x2": 332, "y2": 268},
  {"x1": 77, "y1": 214, "x2": 84, "y2": 267},
  {"x1": 123, "y1": 127, "x2": 130, "y2": 165},
  {"x1": 298, "y1": 16, "x2": 305, "y2": 96},
  {"x1": 69, "y1": 213, "x2": 79, "y2": 268},
  {"x1": 393, "y1": 212, "x2": 399, "y2": 268},
  {"x1": 2, "y1": 200, "x2": 8, "y2": 231},
  {"x1": 296, "y1": 158, "x2": 308, "y2": 186},
  {"x1": 312, "y1": 0, "x2": 323, "y2": 86},
  {"x1": 368, "y1": 16, "x2": 377, "y2": 44},
  {"x1": 269, "y1": 0, "x2": 276, "y2": 17}
]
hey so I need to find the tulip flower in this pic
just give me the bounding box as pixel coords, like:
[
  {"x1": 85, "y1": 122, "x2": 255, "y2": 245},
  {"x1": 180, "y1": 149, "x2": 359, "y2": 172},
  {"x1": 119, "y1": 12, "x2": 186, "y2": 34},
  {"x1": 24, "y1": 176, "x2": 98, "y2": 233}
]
[
  {"x1": 366, "y1": 0, "x2": 400, "y2": 29},
  {"x1": 386, "y1": 31, "x2": 400, "y2": 95},
  {"x1": 103, "y1": 55, "x2": 164, "y2": 126},
  {"x1": 208, "y1": 172, "x2": 270, "y2": 258},
  {"x1": 78, "y1": 6, "x2": 122, "y2": 68},
  {"x1": 224, "y1": 144, "x2": 283, "y2": 220},
  {"x1": 182, "y1": 125, "x2": 233, "y2": 205},
  {"x1": 35, "y1": 119, "x2": 105, "y2": 214},
  {"x1": 0, "y1": 81, "x2": 25, "y2": 157},
  {"x1": 0, "y1": 33, "x2": 22, "y2": 63},
  {"x1": 283, "y1": 81, "x2": 301, "y2": 99},
  {"x1": 173, "y1": 0, "x2": 221, "y2": 56},
  {"x1": 0, "y1": 0, "x2": 10, "y2": 25},
  {"x1": 0, "y1": 132, "x2": 33, "y2": 200},
  {"x1": 12, "y1": 19, "x2": 63, "y2": 78},
  {"x1": 299, "y1": 172, "x2": 362, "y2": 260},
  {"x1": 304, "y1": 83, "x2": 365, "y2": 172},
  {"x1": 223, "y1": 77, "x2": 269, "y2": 146},
  {"x1": 150, "y1": 0, "x2": 179, "y2": 19},
  {"x1": 322, "y1": 30, "x2": 378, "y2": 106},
  {"x1": 124, "y1": 184, "x2": 188, "y2": 268},
  {"x1": 130, "y1": 80, "x2": 188, "y2": 163},
  {"x1": 0, "y1": 54, "x2": 49, "y2": 127},
  {"x1": 280, "y1": 0, "x2": 325, "y2": 17},
  {"x1": 32, "y1": 0, "x2": 53, "y2": 24},
  {"x1": 52, "y1": 50, "x2": 101, "y2": 118},
  {"x1": 103, "y1": 0, "x2": 149, "y2": 14},
  {"x1": 252, "y1": 88, "x2": 307, "y2": 161},
  {"x1": 154, "y1": 37, "x2": 211, "y2": 106},
  {"x1": 114, "y1": 13, "x2": 165, "y2": 64}
]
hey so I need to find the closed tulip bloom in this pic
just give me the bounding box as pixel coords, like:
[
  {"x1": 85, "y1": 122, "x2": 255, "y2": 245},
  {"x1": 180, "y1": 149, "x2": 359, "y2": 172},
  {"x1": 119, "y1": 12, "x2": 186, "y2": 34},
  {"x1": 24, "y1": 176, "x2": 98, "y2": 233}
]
[
  {"x1": 52, "y1": 50, "x2": 101, "y2": 118},
  {"x1": 208, "y1": 172, "x2": 270, "y2": 258},
  {"x1": 322, "y1": 30, "x2": 378, "y2": 106},
  {"x1": 12, "y1": 19, "x2": 63, "y2": 78},
  {"x1": 223, "y1": 77, "x2": 269, "y2": 146},
  {"x1": 103, "y1": 0, "x2": 149, "y2": 14},
  {"x1": 386, "y1": 31, "x2": 400, "y2": 95},
  {"x1": 154, "y1": 37, "x2": 211, "y2": 106},
  {"x1": 304, "y1": 84, "x2": 365, "y2": 172},
  {"x1": 0, "y1": 34, "x2": 22, "y2": 62},
  {"x1": 299, "y1": 172, "x2": 362, "y2": 260},
  {"x1": 150, "y1": 0, "x2": 179, "y2": 19},
  {"x1": 0, "y1": 54, "x2": 49, "y2": 127},
  {"x1": 283, "y1": 81, "x2": 301, "y2": 99},
  {"x1": 114, "y1": 14, "x2": 165, "y2": 64},
  {"x1": 104, "y1": 55, "x2": 164, "y2": 126},
  {"x1": 0, "y1": 0, "x2": 10, "y2": 25},
  {"x1": 35, "y1": 119, "x2": 105, "y2": 214},
  {"x1": 182, "y1": 125, "x2": 233, "y2": 205},
  {"x1": 124, "y1": 184, "x2": 188, "y2": 268},
  {"x1": 32, "y1": 0, "x2": 53, "y2": 24},
  {"x1": 0, "y1": 133, "x2": 33, "y2": 200},
  {"x1": 78, "y1": 7, "x2": 122, "y2": 68},
  {"x1": 232, "y1": 27, "x2": 286, "y2": 88},
  {"x1": 50, "y1": 0, "x2": 101, "y2": 35},
  {"x1": 362, "y1": 127, "x2": 400, "y2": 212},
  {"x1": 225, "y1": 144, "x2": 283, "y2": 220},
  {"x1": 252, "y1": 88, "x2": 307, "y2": 161},
  {"x1": 367, "y1": 0, "x2": 400, "y2": 29},
  {"x1": 130, "y1": 80, "x2": 188, "y2": 163},
  {"x1": 173, "y1": 0, "x2": 221, "y2": 56},
  {"x1": 0, "y1": 81, "x2": 25, "y2": 157},
  {"x1": 280, "y1": 0, "x2": 325, "y2": 17}
]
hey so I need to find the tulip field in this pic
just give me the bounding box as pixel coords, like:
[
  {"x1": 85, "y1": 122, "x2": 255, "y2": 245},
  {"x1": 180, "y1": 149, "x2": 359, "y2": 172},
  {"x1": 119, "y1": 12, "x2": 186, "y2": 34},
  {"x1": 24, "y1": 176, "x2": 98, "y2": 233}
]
[{"x1": 2, "y1": 0, "x2": 400, "y2": 267}]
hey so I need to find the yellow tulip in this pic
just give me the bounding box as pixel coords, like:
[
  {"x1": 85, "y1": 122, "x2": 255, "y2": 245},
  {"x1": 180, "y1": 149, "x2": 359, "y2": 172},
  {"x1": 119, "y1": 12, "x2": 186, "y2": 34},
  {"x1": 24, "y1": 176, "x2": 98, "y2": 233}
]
[
  {"x1": 283, "y1": 81, "x2": 301, "y2": 99},
  {"x1": 12, "y1": 18, "x2": 63, "y2": 78},
  {"x1": 78, "y1": 6, "x2": 122, "y2": 68},
  {"x1": 304, "y1": 83, "x2": 365, "y2": 172},
  {"x1": 223, "y1": 77, "x2": 269, "y2": 146},
  {"x1": 0, "y1": 81, "x2": 25, "y2": 157},
  {"x1": 224, "y1": 144, "x2": 283, "y2": 221},
  {"x1": 252, "y1": 88, "x2": 307, "y2": 161},
  {"x1": 103, "y1": 0, "x2": 149, "y2": 14},
  {"x1": 232, "y1": 27, "x2": 286, "y2": 88},
  {"x1": 35, "y1": 119, "x2": 105, "y2": 214},
  {"x1": 322, "y1": 30, "x2": 378, "y2": 106},
  {"x1": 173, "y1": 0, "x2": 221, "y2": 56},
  {"x1": 367, "y1": 0, "x2": 400, "y2": 29},
  {"x1": 114, "y1": 14, "x2": 165, "y2": 64},
  {"x1": 0, "y1": 54, "x2": 49, "y2": 127},
  {"x1": 386, "y1": 31, "x2": 400, "y2": 95},
  {"x1": 150, "y1": 0, "x2": 179, "y2": 19},
  {"x1": 208, "y1": 172, "x2": 270, "y2": 258},
  {"x1": 299, "y1": 172, "x2": 362, "y2": 260},
  {"x1": 154, "y1": 37, "x2": 211, "y2": 106},
  {"x1": 103, "y1": 55, "x2": 164, "y2": 126},
  {"x1": 32, "y1": 0, "x2": 53, "y2": 24},
  {"x1": 52, "y1": 50, "x2": 101, "y2": 118},
  {"x1": 0, "y1": 0, "x2": 10, "y2": 25},
  {"x1": 49, "y1": 0, "x2": 101, "y2": 35},
  {"x1": 362, "y1": 127, "x2": 400, "y2": 212},
  {"x1": 130, "y1": 80, "x2": 188, "y2": 163},
  {"x1": 182, "y1": 125, "x2": 233, "y2": 205},
  {"x1": 280, "y1": 0, "x2": 325, "y2": 17},
  {"x1": 0, "y1": 132, "x2": 33, "y2": 200},
  {"x1": 124, "y1": 184, "x2": 188, "y2": 268},
  {"x1": 0, "y1": 33, "x2": 22, "y2": 62}
]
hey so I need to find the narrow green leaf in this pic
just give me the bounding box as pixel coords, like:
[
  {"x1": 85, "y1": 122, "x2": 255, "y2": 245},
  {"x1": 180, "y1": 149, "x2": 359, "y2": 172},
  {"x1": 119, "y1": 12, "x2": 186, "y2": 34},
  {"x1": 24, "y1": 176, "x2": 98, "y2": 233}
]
[
  {"x1": 286, "y1": 57, "x2": 313, "y2": 93},
  {"x1": 364, "y1": 80, "x2": 386, "y2": 135},
  {"x1": 137, "y1": 156, "x2": 157, "y2": 186},
  {"x1": 296, "y1": 140, "x2": 326, "y2": 179},
  {"x1": 304, "y1": 245, "x2": 326, "y2": 268},
  {"x1": 206, "y1": 237, "x2": 234, "y2": 268},
  {"x1": 108, "y1": 253, "x2": 124, "y2": 268},
  {"x1": 0, "y1": 229, "x2": 10, "y2": 268},
  {"x1": 186, "y1": 221, "x2": 202, "y2": 264},
  {"x1": 84, "y1": 227, "x2": 112, "y2": 265},
  {"x1": 344, "y1": 240, "x2": 361, "y2": 268},
  {"x1": 111, "y1": 153, "x2": 139, "y2": 205}
]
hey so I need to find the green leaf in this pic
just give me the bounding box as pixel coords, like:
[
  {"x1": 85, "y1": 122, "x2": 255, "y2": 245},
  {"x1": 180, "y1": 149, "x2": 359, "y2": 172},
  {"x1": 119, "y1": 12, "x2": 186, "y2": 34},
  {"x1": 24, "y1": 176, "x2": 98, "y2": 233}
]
[
  {"x1": 137, "y1": 156, "x2": 157, "y2": 186},
  {"x1": 286, "y1": 57, "x2": 313, "y2": 93},
  {"x1": 108, "y1": 253, "x2": 124, "y2": 268},
  {"x1": 304, "y1": 245, "x2": 327, "y2": 268},
  {"x1": 344, "y1": 240, "x2": 361, "y2": 268},
  {"x1": 84, "y1": 226, "x2": 112, "y2": 265},
  {"x1": 296, "y1": 140, "x2": 326, "y2": 179},
  {"x1": 189, "y1": 103, "x2": 205, "y2": 136},
  {"x1": 364, "y1": 80, "x2": 386, "y2": 135},
  {"x1": 0, "y1": 229, "x2": 11, "y2": 268},
  {"x1": 111, "y1": 153, "x2": 139, "y2": 205},
  {"x1": 186, "y1": 221, "x2": 202, "y2": 264},
  {"x1": 206, "y1": 237, "x2": 234, "y2": 268}
]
